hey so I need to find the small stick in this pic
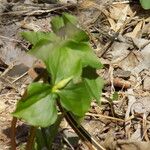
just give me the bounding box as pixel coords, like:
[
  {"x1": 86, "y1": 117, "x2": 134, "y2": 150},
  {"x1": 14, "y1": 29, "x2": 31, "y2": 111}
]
[
  {"x1": 12, "y1": 71, "x2": 28, "y2": 83},
  {"x1": 113, "y1": 1, "x2": 130, "y2": 4},
  {"x1": 11, "y1": 117, "x2": 17, "y2": 150},
  {"x1": 105, "y1": 77, "x2": 131, "y2": 89},
  {"x1": 26, "y1": 126, "x2": 36, "y2": 150},
  {"x1": 0, "y1": 35, "x2": 22, "y2": 43},
  {"x1": 86, "y1": 112, "x2": 125, "y2": 122},
  {"x1": 10, "y1": 73, "x2": 44, "y2": 150}
]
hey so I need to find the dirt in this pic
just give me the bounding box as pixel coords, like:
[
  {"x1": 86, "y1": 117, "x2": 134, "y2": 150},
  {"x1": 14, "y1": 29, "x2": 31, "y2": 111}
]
[{"x1": 1, "y1": 0, "x2": 150, "y2": 150}]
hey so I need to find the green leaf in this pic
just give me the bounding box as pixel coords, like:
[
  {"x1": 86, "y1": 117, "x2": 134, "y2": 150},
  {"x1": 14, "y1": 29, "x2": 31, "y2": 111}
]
[
  {"x1": 57, "y1": 23, "x2": 89, "y2": 42},
  {"x1": 82, "y1": 66, "x2": 104, "y2": 102},
  {"x1": 28, "y1": 40, "x2": 54, "y2": 63},
  {"x1": 46, "y1": 45, "x2": 82, "y2": 84},
  {"x1": 21, "y1": 32, "x2": 58, "y2": 45},
  {"x1": 34, "y1": 115, "x2": 62, "y2": 150},
  {"x1": 140, "y1": 0, "x2": 150, "y2": 9},
  {"x1": 12, "y1": 83, "x2": 57, "y2": 127},
  {"x1": 29, "y1": 40, "x2": 83, "y2": 84},
  {"x1": 64, "y1": 41, "x2": 103, "y2": 69},
  {"x1": 34, "y1": 129, "x2": 46, "y2": 150},
  {"x1": 112, "y1": 91, "x2": 119, "y2": 101},
  {"x1": 29, "y1": 39, "x2": 102, "y2": 85},
  {"x1": 51, "y1": 13, "x2": 77, "y2": 34},
  {"x1": 51, "y1": 16, "x2": 65, "y2": 32},
  {"x1": 58, "y1": 81, "x2": 92, "y2": 117},
  {"x1": 62, "y1": 13, "x2": 78, "y2": 25},
  {"x1": 41, "y1": 115, "x2": 63, "y2": 149}
]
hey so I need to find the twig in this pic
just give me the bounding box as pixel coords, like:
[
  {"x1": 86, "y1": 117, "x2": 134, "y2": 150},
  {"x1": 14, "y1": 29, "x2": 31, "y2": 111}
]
[
  {"x1": 113, "y1": 1, "x2": 130, "y2": 4},
  {"x1": 26, "y1": 126, "x2": 36, "y2": 150},
  {"x1": 98, "y1": 12, "x2": 136, "y2": 57},
  {"x1": 63, "y1": 136, "x2": 75, "y2": 150},
  {"x1": 0, "y1": 35, "x2": 22, "y2": 43},
  {"x1": 11, "y1": 117, "x2": 17, "y2": 150},
  {"x1": 0, "y1": 4, "x2": 77, "y2": 16},
  {"x1": 57, "y1": 101, "x2": 106, "y2": 150},
  {"x1": 10, "y1": 72, "x2": 44, "y2": 150},
  {"x1": 125, "y1": 89, "x2": 136, "y2": 138},
  {"x1": 0, "y1": 76, "x2": 18, "y2": 92},
  {"x1": 86, "y1": 112, "x2": 125, "y2": 122},
  {"x1": 0, "y1": 35, "x2": 29, "y2": 50},
  {"x1": 11, "y1": 71, "x2": 28, "y2": 83},
  {"x1": 106, "y1": 78, "x2": 131, "y2": 89},
  {"x1": 0, "y1": 64, "x2": 14, "y2": 77}
]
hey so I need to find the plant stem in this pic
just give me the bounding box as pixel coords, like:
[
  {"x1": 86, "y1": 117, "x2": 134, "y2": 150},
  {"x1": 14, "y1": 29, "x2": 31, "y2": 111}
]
[
  {"x1": 57, "y1": 101, "x2": 96, "y2": 150},
  {"x1": 11, "y1": 72, "x2": 47, "y2": 150},
  {"x1": 26, "y1": 126, "x2": 36, "y2": 150},
  {"x1": 11, "y1": 117, "x2": 17, "y2": 150}
]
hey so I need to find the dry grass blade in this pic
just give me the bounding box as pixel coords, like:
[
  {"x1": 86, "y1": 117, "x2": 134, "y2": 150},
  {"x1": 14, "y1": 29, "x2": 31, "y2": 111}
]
[{"x1": 86, "y1": 112, "x2": 125, "y2": 122}]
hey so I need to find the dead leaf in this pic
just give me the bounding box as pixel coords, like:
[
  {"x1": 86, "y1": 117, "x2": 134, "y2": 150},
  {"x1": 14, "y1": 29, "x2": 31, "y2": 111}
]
[
  {"x1": 130, "y1": 124, "x2": 142, "y2": 141},
  {"x1": 125, "y1": 21, "x2": 143, "y2": 38},
  {"x1": 0, "y1": 40, "x2": 35, "y2": 67}
]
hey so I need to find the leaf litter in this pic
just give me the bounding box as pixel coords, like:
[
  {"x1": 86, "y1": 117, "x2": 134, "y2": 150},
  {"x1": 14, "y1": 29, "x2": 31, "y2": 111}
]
[{"x1": 1, "y1": 0, "x2": 150, "y2": 149}]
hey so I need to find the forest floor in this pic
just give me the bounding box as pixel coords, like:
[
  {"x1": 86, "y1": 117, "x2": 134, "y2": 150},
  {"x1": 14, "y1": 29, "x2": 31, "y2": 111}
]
[{"x1": 0, "y1": 0, "x2": 150, "y2": 150}]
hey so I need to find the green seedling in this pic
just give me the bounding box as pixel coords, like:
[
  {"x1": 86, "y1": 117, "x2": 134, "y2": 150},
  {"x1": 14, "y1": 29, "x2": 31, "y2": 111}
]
[{"x1": 12, "y1": 13, "x2": 104, "y2": 149}]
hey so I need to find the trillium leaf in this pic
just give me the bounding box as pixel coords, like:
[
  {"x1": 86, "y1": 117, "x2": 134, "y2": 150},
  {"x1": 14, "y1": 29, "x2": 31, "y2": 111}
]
[
  {"x1": 12, "y1": 83, "x2": 57, "y2": 127},
  {"x1": 46, "y1": 44, "x2": 82, "y2": 84},
  {"x1": 28, "y1": 40, "x2": 53, "y2": 63},
  {"x1": 51, "y1": 16, "x2": 65, "y2": 32},
  {"x1": 64, "y1": 41, "x2": 103, "y2": 69},
  {"x1": 62, "y1": 13, "x2": 78, "y2": 25},
  {"x1": 51, "y1": 13, "x2": 77, "y2": 33},
  {"x1": 58, "y1": 81, "x2": 92, "y2": 117},
  {"x1": 82, "y1": 66, "x2": 104, "y2": 102},
  {"x1": 57, "y1": 24, "x2": 89, "y2": 42},
  {"x1": 140, "y1": 0, "x2": 150, "y2": 9},
  {"x1": 21, "y1": 32, "x2": 58, "y2": 45},
  {"x1": 28, "y1": 39, "x2": 82, "y2": 84}
]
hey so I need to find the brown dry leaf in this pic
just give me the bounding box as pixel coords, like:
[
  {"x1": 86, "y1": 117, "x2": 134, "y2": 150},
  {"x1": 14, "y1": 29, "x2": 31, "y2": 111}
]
[
  {"x1": 125, "y1": 89, "x2": 136, "y2": 138},
  {"x1": 143, "y1": 76, "x2": 150, "y2": 91},
  {"x1": 102, "y1": 133, "x2": 150, "y2": 150},
  {"x1": 142, "y1": 19, "x2": 150, "y2": 36},
  {"x1": 117, "y1": 140, "x2": 150, "y2": 150},
  {"x1": 79, "y1": 0, "x2": 94, "y2": 9},
  {"x1": 132, "y1": 40, "x2": 150, "y2": 74},
  {"x1": 0, "y1": 101, "x2": 7, "y2": 113},
  {"x1": 109, "y1": 4, "x2": 129, "y2": 31},
  {"x1": 102, "y1": 131, "x2": 116, "y2": 150},
  {"x1": 115, "y1": 5, "x2": 129, "y2": 31},
  {"x1": 109, "y1": 5, "x2": 123, "y2": 20},
  {"x1": 80, "y1": 0, "x2": 110, "y2": 9},
  {"x1": 20, "y1": 21, "x2": 42, "y2": 32},
  {"x1": 118, "y1": 51, "x2": 139, "y2": 72},
  {"x1": 108, "y1": 17, "x2": 116, "y2": 31},
  {"x1": 125, "y1": 21, "x2": 143, "y2": 38},
  {"x1": 0, "y1": 40, "x2": 35, "y2": 67},
  {"x1": 130, "y1": 124, "x2": 142, "y2": 141},
  {"x1": 131, "y1": 97, "x2": 150, "y2": 116},
  {"x1": 59, "y1": 0, "x2": 77, "y2": 4},
  {"x1": 110, "y1": 42, "x2": 131, "y2": 64}
]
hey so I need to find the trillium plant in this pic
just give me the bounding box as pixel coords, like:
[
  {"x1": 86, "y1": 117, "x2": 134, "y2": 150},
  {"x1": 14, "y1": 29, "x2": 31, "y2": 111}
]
[
  {"x1": 140, "y1": 0, "x2": 150, "y2": 10},
  {"x1": 12, "y1": 13, "x2": 103, "y2": 149}
]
